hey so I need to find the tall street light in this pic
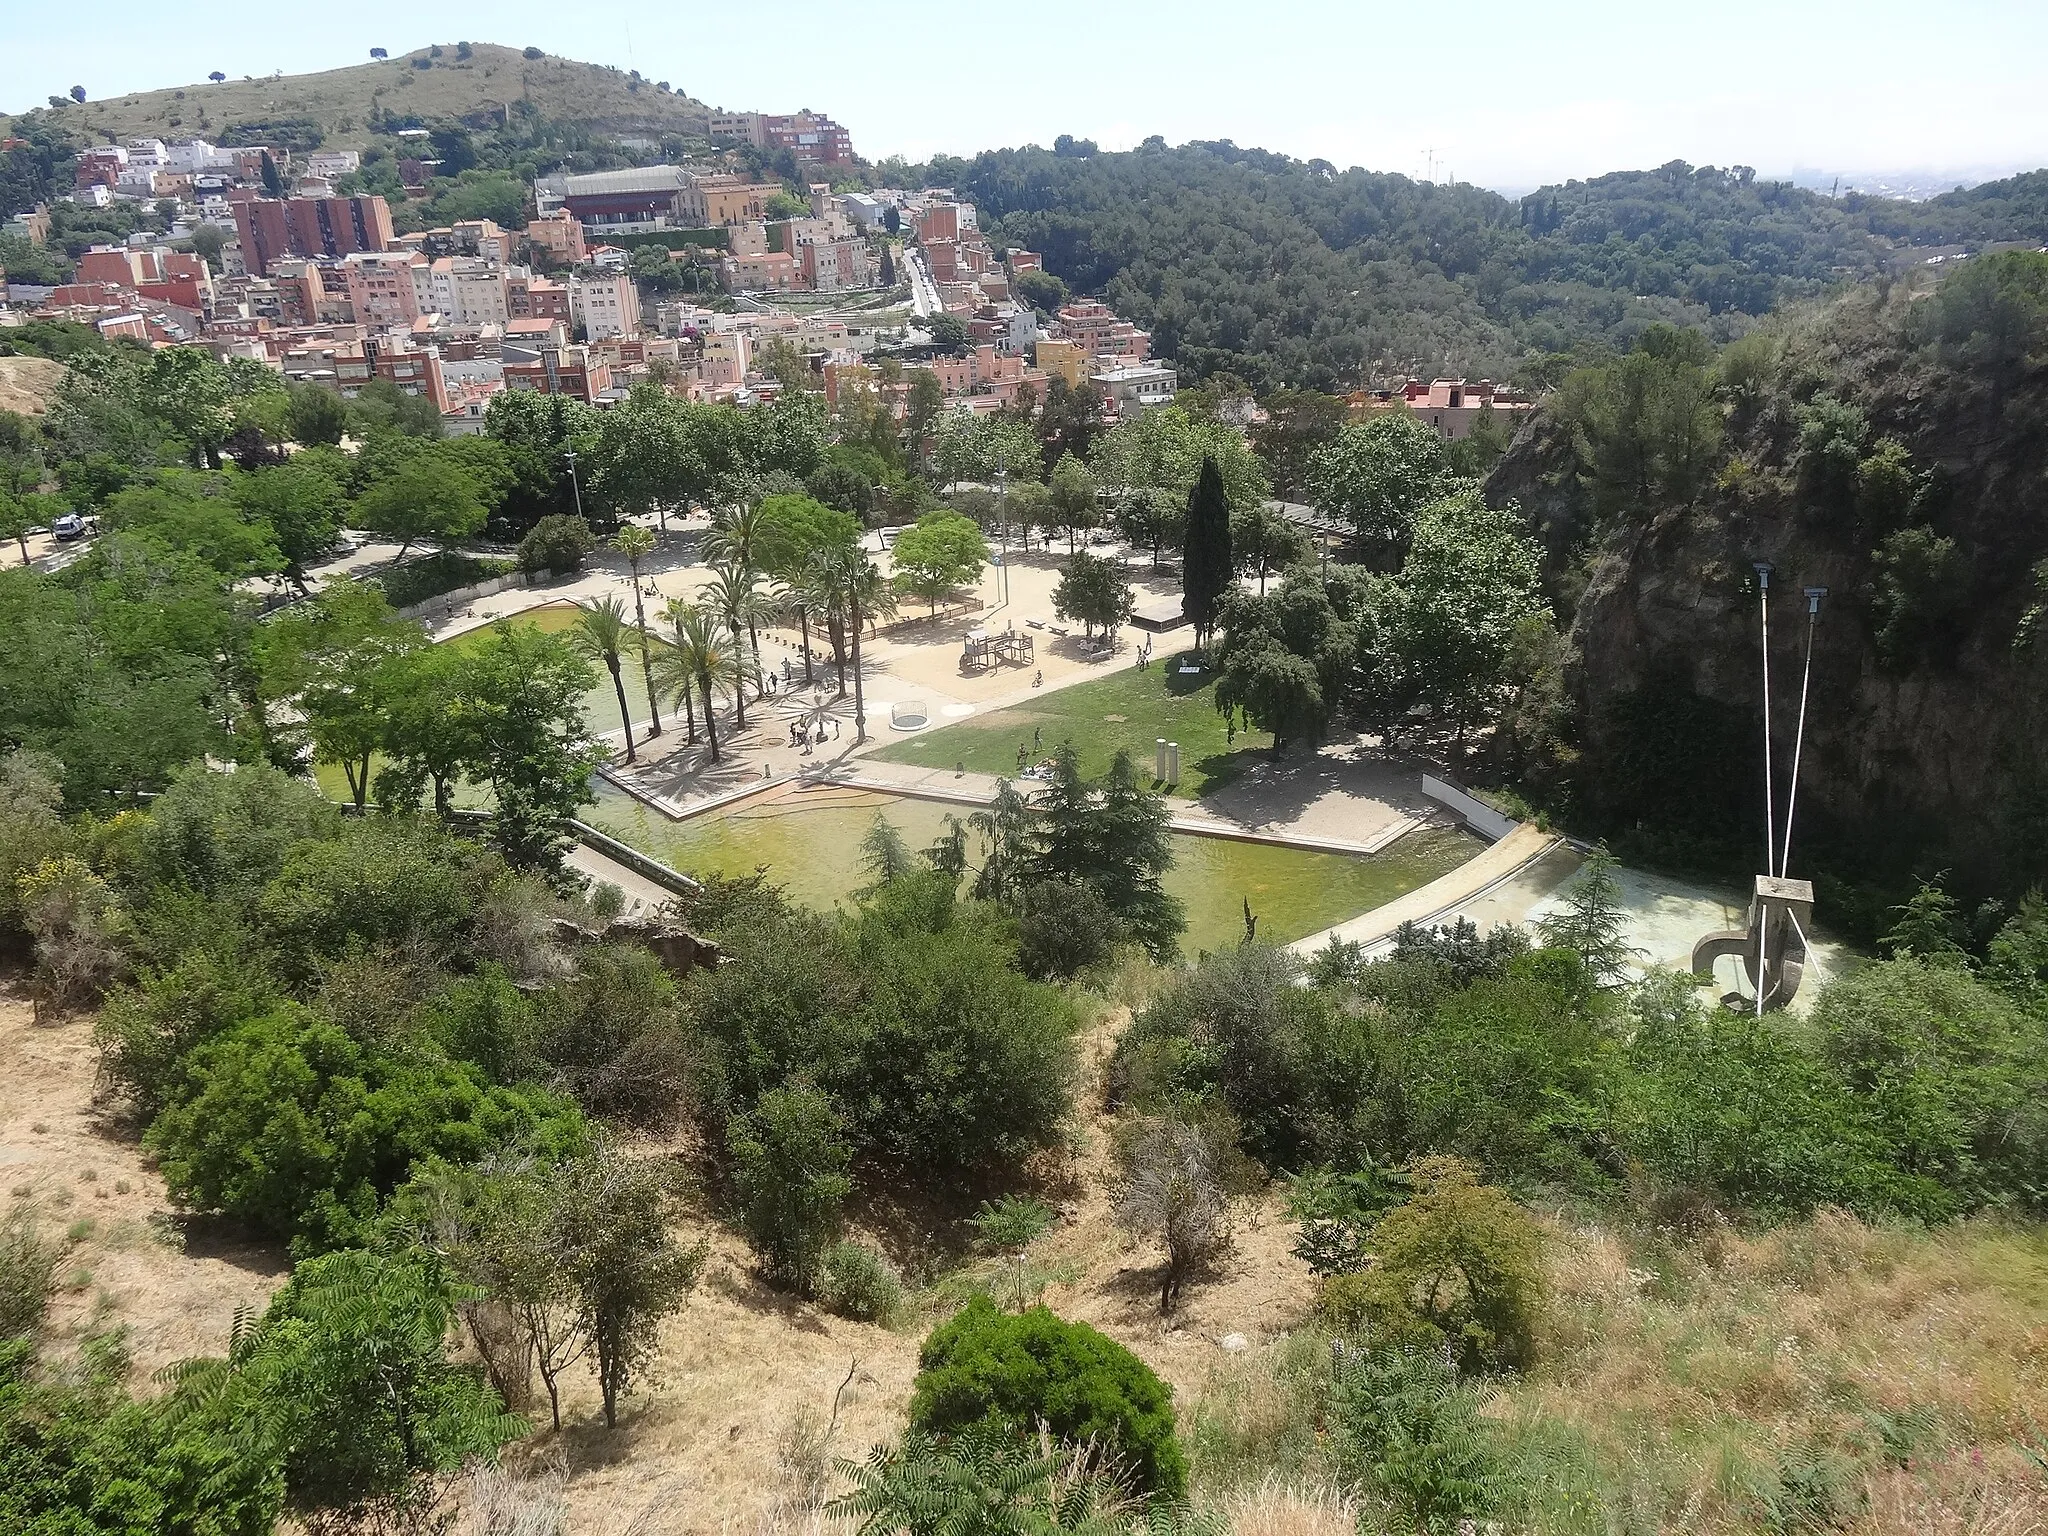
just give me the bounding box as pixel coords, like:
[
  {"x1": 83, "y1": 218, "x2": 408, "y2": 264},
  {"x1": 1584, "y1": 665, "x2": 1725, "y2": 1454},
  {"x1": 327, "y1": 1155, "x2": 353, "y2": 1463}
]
[{"x1": 564, "y1": 449, "x2": 585, "y2": 521}]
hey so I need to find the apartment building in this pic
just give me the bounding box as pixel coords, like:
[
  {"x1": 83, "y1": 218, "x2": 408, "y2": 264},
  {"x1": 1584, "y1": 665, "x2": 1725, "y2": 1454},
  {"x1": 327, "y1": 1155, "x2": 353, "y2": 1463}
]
[
  {"x1": 507, "y1": 273, "x2": 570, "y2": 323},
  {"x1": 1033, "y1": 338, "x2": 1089, "y2": 387},
  {"x1": 724, "y1": 249, "x2": 799, "y2": 292},
  {"x1": 421, "y1": 257, "x2": 510, "y2": 327},
  {"x1": 568, "y1": 272, "x2": 642, "y2": 342},
  {"x1": 230, "y1": 194, "x2": 394, "y2": 276},
  {"x1": 503, "y1": 344, "x2": 613, "y2": 404},
  {"x1": 710, "y1": 111, "x2": 855, "y2": 163},
  {"x1": 1347, "y1": 378, "x2": 1535, "y2": 440},
  {"x1": 340, "y1": 251, "x2": 423, "y2": 328},
  {"x1": 1055, "y1": 300, "x2": 1151, "y2": 362},
  {"x1": 523, "y1": 210, "x2": 587, "y2": 265},
  {"x1": 280, "y1": 334, "x2": 450, "y2": 414},
  {"x1": 1092, "y1": 364, "x2": 1178, "y2": 417}
]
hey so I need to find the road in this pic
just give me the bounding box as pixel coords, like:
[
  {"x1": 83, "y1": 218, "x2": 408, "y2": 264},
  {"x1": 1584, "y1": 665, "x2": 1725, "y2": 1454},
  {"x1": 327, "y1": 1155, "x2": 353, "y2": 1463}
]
[{"x1": 904, "y1": 244, "x2": 941, "y2": 318}]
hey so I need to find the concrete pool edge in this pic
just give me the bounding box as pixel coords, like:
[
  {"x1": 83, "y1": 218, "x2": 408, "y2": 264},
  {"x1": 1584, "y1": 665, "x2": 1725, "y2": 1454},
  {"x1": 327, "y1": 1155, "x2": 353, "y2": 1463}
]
[{"x1": 1286, "y1": 824, "x2": 1568, "y2": 957}]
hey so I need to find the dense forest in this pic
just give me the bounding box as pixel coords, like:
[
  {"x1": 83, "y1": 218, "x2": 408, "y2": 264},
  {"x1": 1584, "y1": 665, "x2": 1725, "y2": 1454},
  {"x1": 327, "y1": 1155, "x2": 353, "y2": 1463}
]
[{"x1": 950, "y1": 141, "x2": 2048, "y2": 388}]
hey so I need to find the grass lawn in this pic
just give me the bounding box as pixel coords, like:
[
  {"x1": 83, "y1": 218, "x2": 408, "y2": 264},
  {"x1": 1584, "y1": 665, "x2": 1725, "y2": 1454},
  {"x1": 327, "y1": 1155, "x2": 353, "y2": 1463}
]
[{"x1": 867, "y1": 654, "x2": 1273, "y2": 797}]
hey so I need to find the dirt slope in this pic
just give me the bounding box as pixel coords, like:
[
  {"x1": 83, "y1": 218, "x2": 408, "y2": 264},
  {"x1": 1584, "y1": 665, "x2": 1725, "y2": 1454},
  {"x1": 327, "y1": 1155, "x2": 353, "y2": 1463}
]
[
  {"x1": 0, "y1": 355, "x2": 65, "y2": 418},
  {"x1": 0, "y1": 978, "x2": 284, "y2": 1381}
]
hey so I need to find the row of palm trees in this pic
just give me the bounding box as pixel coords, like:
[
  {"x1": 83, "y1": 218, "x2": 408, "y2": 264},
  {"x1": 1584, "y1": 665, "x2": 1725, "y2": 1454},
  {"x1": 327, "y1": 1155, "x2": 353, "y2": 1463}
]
[{"x1": 568, "y1": 521, "x2": 898, "y2": 768}]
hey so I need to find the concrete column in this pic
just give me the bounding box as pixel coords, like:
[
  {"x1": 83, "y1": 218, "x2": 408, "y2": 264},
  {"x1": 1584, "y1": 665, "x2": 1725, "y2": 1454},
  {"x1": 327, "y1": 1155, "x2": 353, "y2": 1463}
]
[
  {"x1": 1167, "y1": 741, "x2": 1181, "y2": 783},
  {"x1": 1155, "y1": 738, "x2": 1168, "y2": 781}
]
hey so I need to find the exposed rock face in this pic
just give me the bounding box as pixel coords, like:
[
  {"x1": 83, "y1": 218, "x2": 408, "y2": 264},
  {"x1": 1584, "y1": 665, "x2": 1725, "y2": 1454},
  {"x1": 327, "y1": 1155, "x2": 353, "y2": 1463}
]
[
  {"x1": 549, "y1": 915, "x2": 723, "y2": 974},
  {"x1": 1489, "y1": 333, "x2": 2048, "y2": 902}
]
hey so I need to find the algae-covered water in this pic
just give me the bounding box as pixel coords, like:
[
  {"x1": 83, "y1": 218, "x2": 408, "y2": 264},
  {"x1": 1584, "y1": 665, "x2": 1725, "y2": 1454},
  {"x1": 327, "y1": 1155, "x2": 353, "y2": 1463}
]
[{"x1": 588, "y1": 781, "x2": 1478, "y2": 954}]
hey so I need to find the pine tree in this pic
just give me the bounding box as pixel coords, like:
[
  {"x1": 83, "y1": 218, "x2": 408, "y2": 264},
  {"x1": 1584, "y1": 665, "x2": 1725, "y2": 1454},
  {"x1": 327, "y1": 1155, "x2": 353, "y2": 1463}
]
[
  {"x1": 879, "y1": 244, "x2": 897, "y2": 286},
  {"x1": 1536, "y1": 844, "x2": 1639, "y2": 986},
  {"x1": 1183, "y1": 453, "x2": 1233, "y2": 651}
]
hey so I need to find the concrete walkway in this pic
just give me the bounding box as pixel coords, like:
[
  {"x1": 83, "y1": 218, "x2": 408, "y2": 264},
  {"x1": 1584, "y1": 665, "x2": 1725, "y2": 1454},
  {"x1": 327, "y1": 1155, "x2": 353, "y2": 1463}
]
[
  {"x1": 1288, "y1": 823, "x2": 1567, "y2": 956},
  {"x1": 560, "y1": 841, "x2": 678, "y2": 919}
]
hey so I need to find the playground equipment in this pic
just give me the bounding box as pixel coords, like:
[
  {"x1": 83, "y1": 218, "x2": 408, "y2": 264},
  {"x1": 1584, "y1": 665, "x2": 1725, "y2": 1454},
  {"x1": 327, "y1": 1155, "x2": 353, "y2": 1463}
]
[
  {"x1": 889, "y1": 698, "x2": 930, "y2": 730},
  {"x1": 961, "y1": 628, "x2": 1034, "y2": 672},
  {"x1": 1690, "y1": 569, "x2": 1828, "y2": 1012}
]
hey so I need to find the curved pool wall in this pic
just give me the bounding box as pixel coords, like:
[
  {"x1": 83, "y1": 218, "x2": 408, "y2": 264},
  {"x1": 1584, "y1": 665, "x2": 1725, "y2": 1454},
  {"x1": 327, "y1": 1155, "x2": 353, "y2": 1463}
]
[{"x1": 588, "y1": 780, "x2": 1480, "y2": 955}]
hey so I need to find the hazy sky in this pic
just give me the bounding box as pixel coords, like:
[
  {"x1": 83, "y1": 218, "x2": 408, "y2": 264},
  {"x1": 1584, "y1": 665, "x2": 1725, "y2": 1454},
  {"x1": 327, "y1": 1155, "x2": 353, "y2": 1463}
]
[{"x1": 7, "y1": 0, "x2": 2046, "y2": 192}]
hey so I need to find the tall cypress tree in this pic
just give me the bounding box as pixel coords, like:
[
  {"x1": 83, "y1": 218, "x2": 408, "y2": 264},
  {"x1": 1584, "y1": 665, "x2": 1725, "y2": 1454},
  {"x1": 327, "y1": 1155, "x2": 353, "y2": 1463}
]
[{"x1": 1182, "y1": 453, "x2": 1233, "y2": 651}]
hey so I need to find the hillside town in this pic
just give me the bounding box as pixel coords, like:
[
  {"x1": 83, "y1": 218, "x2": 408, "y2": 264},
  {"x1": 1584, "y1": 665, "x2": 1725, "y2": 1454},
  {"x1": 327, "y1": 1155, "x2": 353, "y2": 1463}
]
[{"x1": 1, "y1": 124, "x2": 1528, "y2": 439}]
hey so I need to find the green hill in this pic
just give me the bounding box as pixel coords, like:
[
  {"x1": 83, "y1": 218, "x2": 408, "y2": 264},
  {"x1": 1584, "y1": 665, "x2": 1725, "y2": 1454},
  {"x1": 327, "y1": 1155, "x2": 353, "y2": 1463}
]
[{"x1": 9, "y1": 43, "x2": 711, "y2": 151}]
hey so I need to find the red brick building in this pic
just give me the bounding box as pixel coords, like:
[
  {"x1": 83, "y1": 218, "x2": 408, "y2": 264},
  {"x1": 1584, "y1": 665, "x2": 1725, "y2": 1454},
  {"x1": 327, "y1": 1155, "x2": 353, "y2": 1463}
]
[{"x1": 231, "y1": 194, "x2": 395, "y2": 276}]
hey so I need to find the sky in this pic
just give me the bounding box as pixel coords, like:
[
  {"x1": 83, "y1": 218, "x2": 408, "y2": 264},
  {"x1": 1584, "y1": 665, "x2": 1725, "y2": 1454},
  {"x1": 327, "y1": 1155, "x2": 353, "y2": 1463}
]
[{"x1": 7, "y1": 0, "x2": 2047, "y2": 194}]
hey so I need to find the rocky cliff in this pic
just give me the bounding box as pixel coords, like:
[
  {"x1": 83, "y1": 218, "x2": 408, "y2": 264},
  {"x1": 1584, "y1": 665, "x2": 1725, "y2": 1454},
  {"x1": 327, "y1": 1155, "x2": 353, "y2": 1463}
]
[{"x1": 1489, "y1": 276, "x2": 2048, "y2": 921}]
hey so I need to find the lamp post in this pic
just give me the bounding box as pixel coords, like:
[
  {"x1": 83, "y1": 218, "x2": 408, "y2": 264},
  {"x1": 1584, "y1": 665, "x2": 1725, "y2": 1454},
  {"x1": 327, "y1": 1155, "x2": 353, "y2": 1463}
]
[
  {"x1": 564, "y1": 449, "x2": 584, "y2": 521},
  {"x1": 995, "y1": 468, "x2": 1011, "y2": 607}
]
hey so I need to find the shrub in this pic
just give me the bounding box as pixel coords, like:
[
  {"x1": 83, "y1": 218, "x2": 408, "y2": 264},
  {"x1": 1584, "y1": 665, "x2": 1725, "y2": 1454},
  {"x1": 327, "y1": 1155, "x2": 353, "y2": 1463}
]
[
  {"x1": 515, "y1": 514, "x2": 595, "y2": 575},
  {"x1": 728, "y1": 1083, "x2": 852, "y2": 1292},
  {"x1": 130, "y1": 762, "x2": 337, "y2": 908},
  {"x1": 909, "y1": 1296, "x2": 1186, "y2": 1496},
  {"x1": 968, "y1": 1195, "x2": 1056, "y2": 1253},
  {"x1": 254, "y1": 815, "x2": 495, "y2": 980},
  {"x1": 93, "y1": 945, "x2": 284, "y2": 1116},
  {"x1": 530, "y1": 943, "x2": 695, "y2": 1130},
  {"x1": 1015, "y1": 876, "x2": 1124, "y2": 980},
  {"x1": 1329, "y1": 1339, "x2": 1506, "y2": 1530},
  {"x1": 373, "y1": 550, "x2": 514, "y2": 610},
  {"x1": 145, "y1": 1007, "x2": 589, "y2": 1250},
  {"x1": 1319, "y1": 1157, "x2": 1541, "y2": 1373},
  {"x1": 816, "y1": 1241, "x2": 905, "y2": 1324},
  {"x1": 0, "y1": 1211, "x2": 59, "y2": 1340},
  {"x1": 1111, "y1": 1108, "x2": 1245, "y2": 1314}
]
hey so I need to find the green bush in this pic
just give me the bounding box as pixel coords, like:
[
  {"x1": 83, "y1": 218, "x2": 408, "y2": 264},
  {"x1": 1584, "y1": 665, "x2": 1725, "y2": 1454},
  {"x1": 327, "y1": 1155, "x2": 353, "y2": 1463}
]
[
  {"x1": 514, "y1": 514, "x2": 595, "y2": 575},
  {"x1": 93, "y1": 945, "x2": 284, "y2": 1117},
  {"x1": 130, "y1": 762, "x2": 333, "y2": 894},
  {"x1": 728, "y1": 1083, "x2": 852, "y2": 1292},
  {"x1": 909, "y1": 1296, "x2": 1186, "y2": 1496},
  {"x1": 254, "y1": 816, "x2": 497, "y2": 981},
  {"x1": 1015, "y1": 877, "x2": 1124, "y2": 980},
  {"x1": 688, "y1": 881, "x2": 1079, "y2": 1178},
  {"x1": 816, "y1": 1240, "x2": 905, "y2": 1324},
  {"x1": 145, "y1": 1007, "x2": 589, "y2": 1251},
  {"x1": 968, "y1": 1195, "x2": 1056, "y2": 1253},
  {"x1": 1330, "y1": 1339, "x2": 1506, "y2": 1530},
  {"x1": 1318, "y1": 1156, "x2": 1542, "y2": 1374},
  {"x1": 373, "y1": 550, "x2": 514, "y2": 610}
]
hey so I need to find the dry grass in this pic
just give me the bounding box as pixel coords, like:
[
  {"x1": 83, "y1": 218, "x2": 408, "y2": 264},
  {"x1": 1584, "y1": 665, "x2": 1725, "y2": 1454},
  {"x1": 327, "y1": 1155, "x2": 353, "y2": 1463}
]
[
  {"x1": 22, "y1": 43, "x2": 712, "y2": 151},
  {"x1": 1214, "y1": 1479, "x2": 1362, "y2": 1536},
  {"x1": 0, "y1": 356, "x2": 64, "y2": 418},
  {"x1": 1481, "y1": 1206, "x2": 2048, "y2": 1533},
  {"x1": 13, "y1": 963, "x2": 2046, "y2": 1534},
  {"x1": 0, "y1": 977, "x2": 283, "y2": 1381}
]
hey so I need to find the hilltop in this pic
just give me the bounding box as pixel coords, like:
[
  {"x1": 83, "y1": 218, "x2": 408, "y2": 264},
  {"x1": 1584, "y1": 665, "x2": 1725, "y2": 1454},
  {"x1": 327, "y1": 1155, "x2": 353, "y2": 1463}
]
[{"x1": 8, "y1": 43, "x2": 712, "y2": 151}]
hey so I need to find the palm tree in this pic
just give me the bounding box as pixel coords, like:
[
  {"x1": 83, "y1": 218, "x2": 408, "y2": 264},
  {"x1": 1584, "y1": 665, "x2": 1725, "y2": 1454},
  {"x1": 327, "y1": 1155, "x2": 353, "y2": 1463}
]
[
  {"x1": 704, "y1": 560, "x2": 771, "y2": 730},
  {"x1": 814, "y1": 545, "x2": 896, "y2": 745},
  {"x1": 651, "y1": 605, "x2": 741, "y2": 765},
  {"x1": 702, "y1": 498, "x2": 772, "y2": 573},
  {"x1": 658, "y1": 598, "x2": 698, "y2": 743},
  {"x1": 611, "y1": 524, "x2": 662, "y2": 739},
  {"x1": 801, "y1": 550, "x2": 851, "y2": 696},
  {"x1": 571, "y1": 595, "x2": 638, "y2": 763},
  {"x1": 704, "y1": 499, "x2": 782, "y2": 668}
]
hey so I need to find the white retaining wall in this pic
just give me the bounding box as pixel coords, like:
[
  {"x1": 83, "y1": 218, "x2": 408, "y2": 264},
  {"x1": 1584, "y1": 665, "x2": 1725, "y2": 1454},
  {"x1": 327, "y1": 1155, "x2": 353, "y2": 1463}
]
[{"x1": 1422, "y1": 775, "x2": 1520, "y2": 841}]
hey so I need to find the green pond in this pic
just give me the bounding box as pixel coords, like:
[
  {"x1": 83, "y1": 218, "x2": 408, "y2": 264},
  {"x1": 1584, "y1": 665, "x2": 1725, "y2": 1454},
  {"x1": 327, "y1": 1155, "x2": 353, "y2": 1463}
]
[{"x1": 587, "y1": 781, "x2": 1480, "y2": 955}]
